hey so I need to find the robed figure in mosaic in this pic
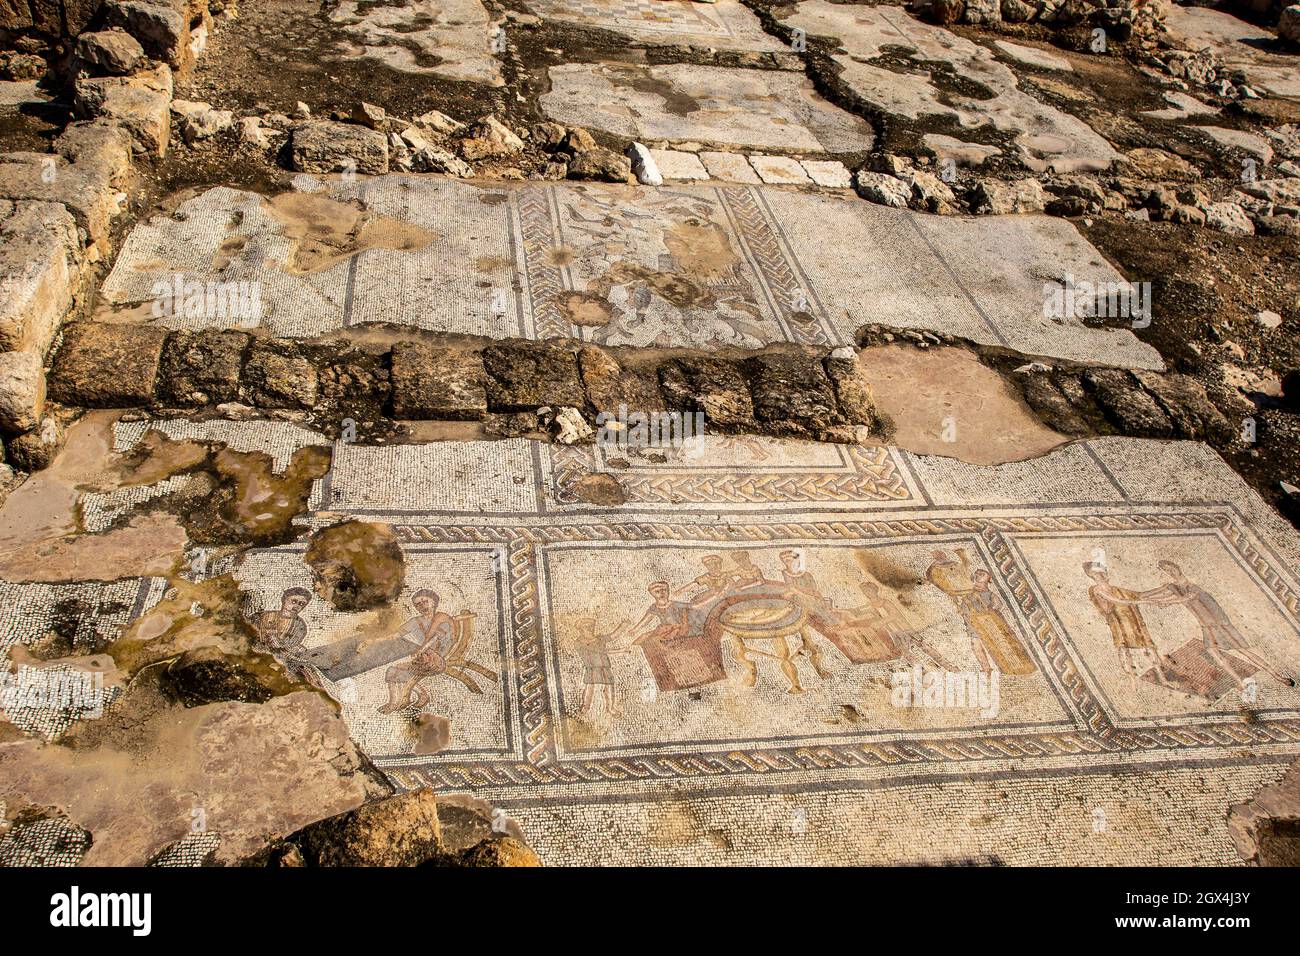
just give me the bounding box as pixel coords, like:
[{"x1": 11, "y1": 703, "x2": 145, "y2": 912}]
[
  {"x1": 1113, "y1": 561, "x2": 1292, "y2": 691},
  {"x1": 1083, "y1": 562, "x2": 1171, "y2": 686},
  {"x1": 927, "y1": 549, "x2": 1036, "y2": 676},
  {"x1": 629, "y1": 581, "x2": 728, "y2": 692},
  {"x1": 250, "y1": 587, "x2": 319, "y2": 684}
]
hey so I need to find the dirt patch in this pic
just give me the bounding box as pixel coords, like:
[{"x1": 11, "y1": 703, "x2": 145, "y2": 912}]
[
  {"x1": 859, "y1": 344, "x2": 1069, "y2": 464},
  {"x1": 265, "y1": 190, "x2": 435, "y2": 275},
  {"x1": 303, "y1": 519, "x2": 407, "y2": 611}
]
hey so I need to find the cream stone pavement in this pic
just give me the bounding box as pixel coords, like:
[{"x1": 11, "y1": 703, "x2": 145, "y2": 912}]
[
  {"x1": 325, "y1": 0, "x2": 505, "y2": 84},
  {"x1": 97, "y1": 176, "x2": 1163, "y2": 368},
  {"x1": 525, "y1": 0, "x2": 785, "y2": 53},
  {"x1": 540, "y1": 61, "x2": 875, "y2": 154},
  {"x1": 6, "y1": 420, "x2": 1299, "y2": 864},
  {"x1": 779, "y1": 1, "x2": 1119, "y2": 173}
]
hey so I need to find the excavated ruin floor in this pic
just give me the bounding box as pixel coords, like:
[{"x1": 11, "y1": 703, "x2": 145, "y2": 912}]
[{"x1": 3, "y1": 0, "x2": 1300, "y2": 867}]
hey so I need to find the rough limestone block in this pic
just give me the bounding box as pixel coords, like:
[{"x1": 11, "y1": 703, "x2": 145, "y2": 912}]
[
  {"x1": 74, "y1": 64, "x2": 174, "y2": 158},
  {"x1": 48, "y1": 322, "x2": 168, "y2": 407},
  {"x1": 47, "y1": 321, "x2": 167, "y2": 408},
  {"x1": 482, "y1": 341, "x2": 584, "y2": 411},
  {"x1": 0, "y1": 349, "x2": 46, "y2": 434},
  {"x1": 0, "y1": 200, "x2": 81, "y2": 354},
  {"x1": 55, "y1": 122, "x2": 135, "y2": 188},
  {"x1": 0, "y1": 152, "x2": 122, "y2": 248},
  {"x1": 102, "y1": 0, "x2": 189, "y2": 67},
  {"x1": 390, "y1": 341, "x2": 487, "y2": 420},
  {"x1": 291, "y1": 120, "x2": 389, "y2": 175}
]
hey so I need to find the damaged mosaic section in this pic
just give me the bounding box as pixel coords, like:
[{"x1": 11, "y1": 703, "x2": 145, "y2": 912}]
[
  {"x1": 96, "y1": 177, "x2": 1163, "y2": 368},
  {"x1": 9, "y1": 418, "x2": 1298, "y2": 865}
]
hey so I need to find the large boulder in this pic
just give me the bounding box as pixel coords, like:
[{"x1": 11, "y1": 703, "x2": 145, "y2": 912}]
[
  {"x1": 290, "y1": 120, "x2": 389, "y2": 175},
  {"x1": 75, "y1": 29, "x2": 146, "y2": 76},
  {"x1": 1280, "y1": 5, "x2": 1300, "y2": 45},
  {"x1": 101, "y1": 0, "x2": 189, "y2": 67}
]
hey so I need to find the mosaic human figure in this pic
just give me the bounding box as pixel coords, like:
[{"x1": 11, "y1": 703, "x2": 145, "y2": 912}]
[
  {"x1": 675, "y1": 554, "x2": 731, "y2": 605},
  {"x1": 966, "y1": 570, "x2": 1036, "y2": 675},
  {"x1": 249, "y1": 587, "x2": 318, "y2": 684},
  {"x1": 251, "y1": 587, "x2": 311, "y2": 654},
  {"x1": 836, "y1": 580, "x2": 918, "y2": 662},
  {"x1": 776, "y1": 549, "x2": 832, "y2": 678},
  {"x1": 927, "y1": 549, "x2": 1035, "y2": 675},
  {"x1": 1083, "y1": 562, "x2": 1170, "y2": 686},
  {"x1": 1118, "y1": 561, "x2": 1292, "y2": 690},
  {"x1": 574, "y1": 617, "x2": 629, "y2": 718},
  {"x1": 379, "y1": 589, "x2": 454, "y2": 713},
  {"x1": 629, "y1": 581, "x2": 726, "y2": 692},
  {"x1": 730, "y1": 550, "x2": 767, "y2": 588}
]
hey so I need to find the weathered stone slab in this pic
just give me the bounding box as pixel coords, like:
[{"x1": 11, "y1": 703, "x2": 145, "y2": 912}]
[
  {"x1": 98, "y1": 178, "x2": 1164, "y2": 369},
  {"x1": 525, "y1": 0, "x2": 785, "y2": 53},
  {"x1": 699, "y1": 150, "x2": 760, "y2": 183},
  {"x1": 648, "y1": 148, "x2": 709, "y2": 181},
  {"x1": 541, "y1": 61, "x2": 874, "y2": 154},
  {"x1": 749, "y1": 154, "x2": 812, "y2": 185},
  {"x1": 157, "y1": 329, "x2": 250, "y2": 406},
  {"x1": 482, "y1": 341, "x2": 584, "y2": 411},
  {"x1": 780, "y1": 1, "x2": 1117, "y2": 173},
  {"x1": 48, "y1": 322, "x2": 167, "y2": 407}
]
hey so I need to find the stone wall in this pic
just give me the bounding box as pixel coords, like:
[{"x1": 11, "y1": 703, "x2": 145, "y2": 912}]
[
  {"x1": 913, "y1": 0, "x2": 1171, "y2": 34},
  {"x1": 0, "y1": 0, "x2": 222, "y2": 483}
]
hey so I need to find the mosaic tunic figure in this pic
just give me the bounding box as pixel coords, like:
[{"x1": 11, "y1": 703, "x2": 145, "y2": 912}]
[
  {"x1": 1083, "y1": 563, "x2": 1170, "y2": 686},
  {"x1": 368, "y1": 589, "x2": 495, "y2": 713},
  {"x1": 927, "y1": 549, "x2": 1035, "y2": 675},
  {"x1": 675, "y1": 554, "x2": 731, "y2": 604},
  {"x1": 730, "y1": 550, "x2": 767, "y2": 588},
  {"x1": 251, "y1": 587, "x2": 311, "y2": 654},
  {"x1": 966, "y1": 570, "x2": 1036, "y2": 675},
  {"x1": 250, "y1": 587, "x2": 317, "y2": 683},
  {"x1": 630, "y1": 581, "x2": 727, "y2": 691},
  {"x1": 574, "y1": 617, "x2": 630, "y2": 718},
  {"x1": 1122, "y1": 561, "x2": 1291, "y2": 690}
]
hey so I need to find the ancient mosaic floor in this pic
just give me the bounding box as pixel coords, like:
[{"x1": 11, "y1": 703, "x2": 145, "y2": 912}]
[
  {"x1": 6, "y1": 421, "x2": 1298, "y2": 864},
  {"x1": 325, "y1": 0, "x2": 505, "y2": 84},
  {"x1": 97, "y1": 177, "x2": 1161, "y2": 367}
]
